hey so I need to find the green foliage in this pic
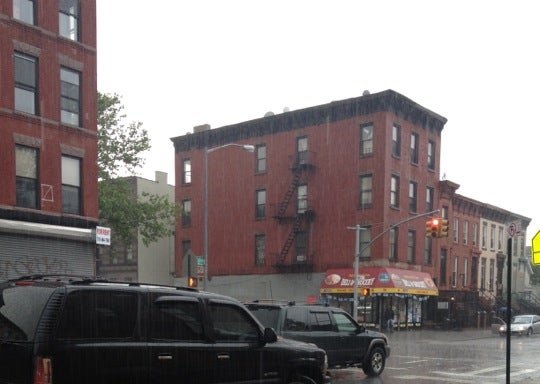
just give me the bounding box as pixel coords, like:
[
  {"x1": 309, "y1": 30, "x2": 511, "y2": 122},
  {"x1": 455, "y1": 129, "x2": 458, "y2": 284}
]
[{"x1": 98, "y1": 92, "x2": 178, "y2": 246}]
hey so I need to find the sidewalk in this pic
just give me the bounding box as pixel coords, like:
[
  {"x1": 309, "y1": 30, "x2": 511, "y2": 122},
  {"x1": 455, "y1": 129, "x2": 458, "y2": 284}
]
[{"x1": 384, "y1": 327, "x2": 493, "y2": 342}]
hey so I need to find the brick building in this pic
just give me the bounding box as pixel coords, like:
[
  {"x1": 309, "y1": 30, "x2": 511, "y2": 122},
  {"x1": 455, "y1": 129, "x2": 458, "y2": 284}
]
[{"x1": 0, "y1": 1, "x2": 98, "y2": 279}]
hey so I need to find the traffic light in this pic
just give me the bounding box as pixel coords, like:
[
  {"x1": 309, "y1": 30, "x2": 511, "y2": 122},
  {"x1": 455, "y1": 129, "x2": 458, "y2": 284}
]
[
  {"x1": 426, "y1": 218, "x2": 440, "y2": 238},
  {"x1": 187, "y1": 276, "x2": 198, "y2": 288},
  {"x1": 439, "y1": 219, "x2": 449, "y2": 237},
  {"x1": 361, "y1": 287, "x2": 370, "y2": 297}
]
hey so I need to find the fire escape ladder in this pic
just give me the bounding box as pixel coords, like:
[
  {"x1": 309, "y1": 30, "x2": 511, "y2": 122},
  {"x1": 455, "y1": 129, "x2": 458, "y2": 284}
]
[
  {"x1": 276, "y1": 168, "x2": 302, "y2": 218},
  {"x1": 277, "y1": 214, "x2": 303, "y2": 264}
]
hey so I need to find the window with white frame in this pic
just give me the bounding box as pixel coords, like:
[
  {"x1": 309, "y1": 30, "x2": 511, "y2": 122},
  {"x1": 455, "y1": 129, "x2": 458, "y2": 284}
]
[
  {"x1": 462, "y1": 221, "x2": 468, "y2": 245},
  {"x1": 410, "y1": 132, "x2": 419, "y2": 164},
  {"x1": 424, "y1": 237, "x2": 432, "y2": 265},
  {"x1": 451, "y1": 256, "x2": 458, "y2": 287},
  {"x1": 389, "y1": 227, "x2": 398, "y2": 261},
  {"x1": 60, "y1": 67, "x2": 81, "y2": 126},
  {"x1": 408, "y1": 181, "x2": 417, "y2": 212},
  {"x1": 390, "y1": 175, "x2": 399, "y2": 208},
  {"x1": 13, "y1": 0, "x2": 35, "y2": 24},
  {"x1": 255, "y1": 234, "x2": 265, "y2": 266},
  {"x1": 62, "y1": 155, "x2": 81, "y2": 215},
  {"x1": 489, "y1": 259, "x2": 495, "y2": 291},
  {"x1": 472, "y1": 223, "x2": 478, "y2": 246},
  {"x1": 490, "y1": 224, "x2": 496, "y2": 250},
  {"x1": 182, "y1": 159, "x2": 191, "y2": 184},
  {"x1": 255, "y1": 189, "x2": 266, "y2": 218},
  {"x1": 181, "y1": 199, "x2": 191, "y2": 226},
  {"x1": 407, "y1": 230, "x2": 415, "y2": 263},
  {"x1": 427, "y1": 140, "x2": 435, "y2": 170},
  {"x1": 360, "y1": 124, "x2": 373, "y2": 156},
  {"x1": 426, "y1": 186, "x2": 434, "y2": 212},
  {"x1": 296, "y1": 137, "x2": 308, "y2": 165},
  {"x1": 453, "y1": 218, "x2": 459, "y2": 243},
  {"x1": 439, "y1": 248, "x2": 447, "y2": 285},
  {"x1": 392, "y1": 124, "x2": 401, "y2": 157},
  {"x1": 481, "y1": 222, "x2": 487, "y2": 249},
  {"x1": 256, "y1": 144, "x2": 266, "y2": 173},
  {"x1": 462, "y1": 258, "x2": 468, "y2": 287},
  {"x1": 359, "y1": 174, "x2": 373, "y2": 208},
  {"x1": 14, "y1": 52, "x2": 38, "y2": 115},
  {"x1": 59, "y1": 0, "x2": 79, "y2": 41},
  {"x1": 498, "y1": 226, "x2": 504, "y2": 250},
  {"x1": 297, "y1": 184, "x2": 307, "y2": 213},
  {"x1": 295, "y1": 231, "x2": 308, "y2": 262},
  {"x1": 16, "y1": 145, "x2": 39, "y2": 209},
  {"x1": 359, "y1": 227, "x2": 371, "y2": 258},
  {"x1": 480, "y1": 257, "x2": 486, "y2": 290}
]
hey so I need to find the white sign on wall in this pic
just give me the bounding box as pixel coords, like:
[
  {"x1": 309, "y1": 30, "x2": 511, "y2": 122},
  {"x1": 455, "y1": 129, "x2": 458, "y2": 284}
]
[{"x1": 95, "y1": 226, "x2": 111, "y2": 246}]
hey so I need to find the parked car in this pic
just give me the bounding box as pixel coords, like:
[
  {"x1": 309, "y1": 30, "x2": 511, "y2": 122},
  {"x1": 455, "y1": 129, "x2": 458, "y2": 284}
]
[
  {"x1": 0, "y1": 275, "x2": 331, "y2": 384},
  {"x1": 245, "y1": 300, "x2": 390, "y2": 377},
  {"x1": 490, "y1": 316, "x2": 506, "y2": 334},
  {"x1": 498, "y1": 314, "x2": 540, "y2": 336}
]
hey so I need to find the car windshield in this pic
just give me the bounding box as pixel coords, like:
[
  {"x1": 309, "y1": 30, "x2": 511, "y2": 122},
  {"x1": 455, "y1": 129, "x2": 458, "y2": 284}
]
[
  {"x1": 512, "y1": 316, "x2": 532, "y2": 324},
  {"x1": 247, "y1": 306, "x2": 280, "y2": 329}
]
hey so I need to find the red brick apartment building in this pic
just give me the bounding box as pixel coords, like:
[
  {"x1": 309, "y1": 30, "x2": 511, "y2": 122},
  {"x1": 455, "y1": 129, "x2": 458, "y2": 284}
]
[
  {"x1": 172, "y1": 89, "x2": 532, "y2": 327},
  {"x1": 0, "y1": 1, "x2": 98, "y2": 279}
]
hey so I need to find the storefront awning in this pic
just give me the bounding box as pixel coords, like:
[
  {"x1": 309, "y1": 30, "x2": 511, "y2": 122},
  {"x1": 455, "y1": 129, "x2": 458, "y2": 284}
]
[{"x1": 320, "y1": 267, "x2": 438, "y2": 296}]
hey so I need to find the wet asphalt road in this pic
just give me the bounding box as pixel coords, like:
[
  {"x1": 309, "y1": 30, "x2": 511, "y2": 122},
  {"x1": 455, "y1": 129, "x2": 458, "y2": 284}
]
[{"x1": 330, "y1": 328, "x2": 540, "y2": 384}]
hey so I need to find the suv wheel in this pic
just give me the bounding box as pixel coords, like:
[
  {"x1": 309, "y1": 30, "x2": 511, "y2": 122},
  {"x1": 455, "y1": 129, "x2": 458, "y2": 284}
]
[
  {"x1": 288, "y1": 374, "x2": 317, "y2": 384},
  {"x1": 362, "y1": 346, "x2": 386, "y2": 377}
]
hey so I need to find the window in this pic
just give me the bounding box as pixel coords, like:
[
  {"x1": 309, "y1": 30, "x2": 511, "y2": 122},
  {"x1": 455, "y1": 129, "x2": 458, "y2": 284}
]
[
  {"x1": 13, "y1": 0, "x2": 34, "y2": 24},
  {"x1": 472, "y1": 223, "x2": 478, "y2": 246},
  {"x1": 256, "y1": 144, "x2": 266, "y2": 172},
  {"x1": 16, "y1": 145, "x2": 39, "y2": 209},
  {"x1": 255, "y1": 189, "x2": 266, "y2": 218},
  {"x1": 392, "y1": 124, "x2": 401, "y2": 157},
  {"x1": 427, "y1": 140, "x2": 435, "y2": 170},
  {"x1": 181, "y1": 199, "x2": 191, "y2": 226},
  {"x1": 481, "y1": 222, "x2": 487, "y2": 248},
  {"x1": 309, "y1": 312, "x2": 335, "y2": 332},
  {"x1": 182, "y1": 240, "x2": 191, "y2": 257},
  {"x1": 60, "y1": 67, "x2": 81, "y2": 126},
  {"x1": 426, "y1": 187, "x2": 434, "y2": 212},
  {"x1": 407, "y1": 230, "x2": 415, "y2": 263},
  {"x1": 440, "y1": 248, "x2": 447, "y2": 285},
  {"x1": 209, "y1": 302, "x2": 260, "y2": 342},
  {"x1": 451, "y1": 256, "x2": 458, "y2": 287},
  {"x1": 297, "y1": 184, "x2": 307, "y2": 213},
  {"x1": 59, "y1": 0, "x2": 79, "y2": 41},
  {"x1": 489, "y1": 259, "x2": 495, "y2": 291},
  {"x1": 453, "y1": 218, "x2": 459, "y2": 243},
  {"x1": 150, "y1": 298, "x2": 203, "y2": 341},
  {"x1": 463, "y1": 258, "x2": 468, "y2": 287},
  {"x1": 284, "y1": 307, "x2": 307, "y2": 331},
  {"x1": 410, "y1": 132, "x2": 419, "y2": 164},
  {"x1": 182, "y1": 159, "x2": 191, "y2": 184},
  {"x1": 498, "y1": 226, "x2": 504, "y2": 250},
  {"x1": 389, "y1": 227, "x2": 397, "y2": 261},
  {"x1": 408, "y1": 181, "x2": 417, "y2": 212},
  {"x1": 14, "y1": 52, "x2": 38, "y2": 115},
  {"x1": 295, "y1": 231, "x2": 308, "y2": 263},
  {"x1": 297, "y1": 136, "x2": 308, "y2": 165},
  {"x1": 480, "y1": 258, "x2": 486, "y2": 290},
  {"x1": 390, "y1": 175, "x2": 399, "y2": 208},
  {"x1": 359, "y1": 174, "x2": 372, "y2": 208},
  {"x1": 255, "y1": 234, "x2": 265, "y2": 266},
  {"x1": 463, "y1": 221, "x2": 469, "y2": 245},
  {"x1": 62, "y1": 156, "x2": 81, "y2": 214},
  {"x1": 442, "y1": 206, "x2": 448, "y2": 219},
  {"x1": 360, "y1": 124, "x2": 373, "y2": 156},
  {"x1": 334, "y1": 312, "x2": 357, "y2": 333},
  {"x1": 424, "y1": 237, "x2": 432, "y2": 265},
  {"x1": 490, "y1": 224, "x2": 496, "y2": 250},
  {"x1": 359, "y1": 227, "x2": 371, "y2": 258},
  {"x1": 57, "y1": 290, "x2": 138, "y2": 339}
]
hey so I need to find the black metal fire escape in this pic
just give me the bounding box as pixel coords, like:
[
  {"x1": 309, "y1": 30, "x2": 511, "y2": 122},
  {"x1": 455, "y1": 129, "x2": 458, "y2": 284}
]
[{"x1": 273, "y1": 152, "x2": 316, "y2": 271}]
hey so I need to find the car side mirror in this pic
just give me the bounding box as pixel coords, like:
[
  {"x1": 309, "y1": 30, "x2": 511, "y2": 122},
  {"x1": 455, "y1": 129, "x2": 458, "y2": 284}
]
[
  {"x1": 263, "y1": 327, "x2": 278, "y2": 343},
  {"x1": 356, "y1": 325, "x2": 366, "y2": 334}
]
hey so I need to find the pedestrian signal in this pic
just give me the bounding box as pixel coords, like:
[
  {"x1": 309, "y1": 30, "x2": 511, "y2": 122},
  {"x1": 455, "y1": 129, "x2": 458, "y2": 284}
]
[{"x1": 187, "y1": 276, "x2": 198, "y2": 288}]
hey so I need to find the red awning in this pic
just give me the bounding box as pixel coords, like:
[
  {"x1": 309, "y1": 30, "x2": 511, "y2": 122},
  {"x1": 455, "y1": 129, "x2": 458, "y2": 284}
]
[{"x1": 320, "y1": 267, "x2": 438, "y2": 296}]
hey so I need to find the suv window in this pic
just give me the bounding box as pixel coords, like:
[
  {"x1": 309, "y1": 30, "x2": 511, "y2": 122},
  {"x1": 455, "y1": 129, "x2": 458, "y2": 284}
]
[
  {"x1": 333, "y1": 312, "x2": 358, "y2": 332},
  {"x1": 284, "y1": 306, "x2": 308, "y2": 331},
  {"x1": 309, "y1": 311, "x2": 335, "y2": 331},
  {"x1": 57, "y1": 290, "x2": 138, "y2": 339},
  {"x1": 208, "y1": 301, "x2": 260, "y2": 342},
  {"x1": 151, "y1": 297, "x2": 204, "y2": 341},
  {"x1": 248, "y1": 306, "x2": 280, "y2": 329},
  {"x1": 0, "y1": 285, "x2": 54, "y2": 341}
]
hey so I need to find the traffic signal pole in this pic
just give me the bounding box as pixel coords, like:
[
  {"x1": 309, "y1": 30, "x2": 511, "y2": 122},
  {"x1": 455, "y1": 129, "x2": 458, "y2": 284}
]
[{"x1": 348, "y1": 209, "x2": 440, "y2": 321}]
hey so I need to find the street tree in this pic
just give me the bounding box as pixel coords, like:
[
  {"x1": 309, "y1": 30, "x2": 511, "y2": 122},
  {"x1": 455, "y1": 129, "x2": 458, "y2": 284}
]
[{"x1": 98, "y1": 92, "x2": 177, "y2": 247}]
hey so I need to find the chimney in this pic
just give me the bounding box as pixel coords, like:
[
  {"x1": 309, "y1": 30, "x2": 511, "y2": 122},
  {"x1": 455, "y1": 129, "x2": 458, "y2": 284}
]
[{"x1": 193, "y1": 124, "x2": 210, "y2": 133}]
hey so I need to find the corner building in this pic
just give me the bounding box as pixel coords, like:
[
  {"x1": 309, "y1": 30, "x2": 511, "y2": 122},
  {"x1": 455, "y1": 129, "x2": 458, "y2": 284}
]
[
  {"x1": 172, "y1": 90, "x2": 448, "y2": 325},
  {"x1": 0, "y1": 1, "x2": 98, "y2": 279}
]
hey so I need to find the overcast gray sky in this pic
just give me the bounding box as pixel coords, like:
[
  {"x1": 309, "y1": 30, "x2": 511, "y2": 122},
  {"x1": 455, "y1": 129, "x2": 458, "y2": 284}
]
[{"x1": 96, "y1": 0, "x2": 539, "y2": 242}]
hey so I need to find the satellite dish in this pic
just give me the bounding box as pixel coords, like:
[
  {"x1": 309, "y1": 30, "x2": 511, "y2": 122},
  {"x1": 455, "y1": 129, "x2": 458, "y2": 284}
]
[
  {"x1": 363, "y1": 90, "x2": 370, "y2": 96},
  {"x1": 264, "y1": 111, "x2": 274, "y2": 117}
]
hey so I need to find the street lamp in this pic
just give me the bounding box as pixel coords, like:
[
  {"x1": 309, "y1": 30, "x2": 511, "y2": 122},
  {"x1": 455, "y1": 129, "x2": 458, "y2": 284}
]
[{"x1": 203, "y1": 143, "x2": 255, "y2": 290}]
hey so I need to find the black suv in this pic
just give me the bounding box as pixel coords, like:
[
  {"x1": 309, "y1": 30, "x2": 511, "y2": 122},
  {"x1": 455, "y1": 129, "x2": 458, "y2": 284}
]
[
  {"x1": 0, "y1": 275, "x2": 330, "y2": 384},
  {"x1": 246, "y1": 301, "x2": 390, "y2": 377}
]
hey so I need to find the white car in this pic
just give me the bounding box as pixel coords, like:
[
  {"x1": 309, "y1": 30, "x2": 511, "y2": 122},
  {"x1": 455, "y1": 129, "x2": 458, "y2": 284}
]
[{"x1": 499, "y1": 315, "x2": 540, "y2": 336}]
